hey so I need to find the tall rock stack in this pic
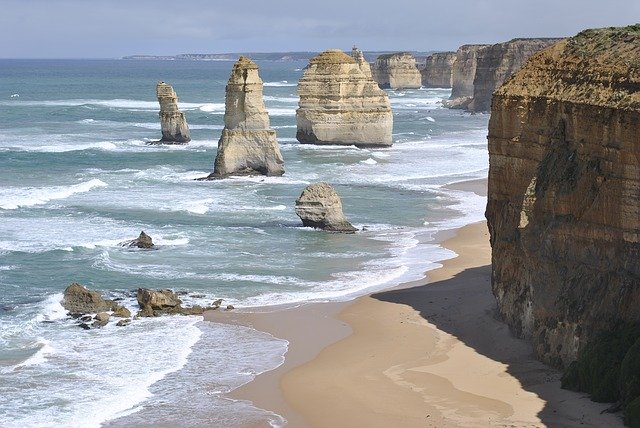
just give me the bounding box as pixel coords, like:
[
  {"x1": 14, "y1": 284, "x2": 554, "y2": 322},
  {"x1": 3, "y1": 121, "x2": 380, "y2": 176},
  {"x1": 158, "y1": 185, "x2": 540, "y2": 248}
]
[
  {"x1": 296, "y1": 49, "x2": 393, "y2": 148},
  {"x1": 468, "y1": 38, "x2": 562, "y2": 112},
  {"x1": 210, "y1": 56, "x2": 284, "y2": 178},
  {"x1": 371, "y1": 52, "x2": 422, "y2": 89},
  {"x1": 486, "y1": 26, "x2": 640, "y2": 368},
  {"x1": 156, "y1": 81, "x2": 191, "y2": 144},
  {"x1": 447, "y1": 44, "x2": 490, "y2": 108},
  {"x1": 420, "y1": 52, "x2": 456, "y2": 88}
]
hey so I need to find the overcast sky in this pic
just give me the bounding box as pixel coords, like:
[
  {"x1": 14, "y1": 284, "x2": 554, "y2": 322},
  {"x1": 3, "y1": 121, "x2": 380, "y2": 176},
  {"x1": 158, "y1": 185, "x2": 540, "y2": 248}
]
[{"x1": 1, "y1": 0, "x2": 638, "y2": 58}]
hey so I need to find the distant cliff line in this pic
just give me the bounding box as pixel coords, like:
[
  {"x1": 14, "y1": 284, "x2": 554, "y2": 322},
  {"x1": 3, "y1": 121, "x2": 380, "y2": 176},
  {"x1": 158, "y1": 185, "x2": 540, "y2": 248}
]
[{"x1": 122, "y1": 51, "x2": 435, "y2": 62}]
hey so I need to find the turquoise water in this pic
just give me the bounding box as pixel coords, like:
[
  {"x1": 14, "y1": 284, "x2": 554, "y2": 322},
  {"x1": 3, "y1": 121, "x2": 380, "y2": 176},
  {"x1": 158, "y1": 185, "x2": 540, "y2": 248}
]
[{"x1": 0, "y1": 59, "x2": 489, "y2": 426}]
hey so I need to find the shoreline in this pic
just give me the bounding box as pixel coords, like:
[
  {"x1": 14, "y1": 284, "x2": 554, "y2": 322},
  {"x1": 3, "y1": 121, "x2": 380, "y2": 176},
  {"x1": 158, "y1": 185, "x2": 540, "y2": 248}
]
[{"x1": 204, "y1": 179, "x2": 622, "y2": 427}]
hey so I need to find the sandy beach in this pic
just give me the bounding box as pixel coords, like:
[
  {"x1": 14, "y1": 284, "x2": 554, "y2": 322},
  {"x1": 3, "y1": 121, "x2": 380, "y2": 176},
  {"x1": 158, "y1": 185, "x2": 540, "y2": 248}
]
[{"x1": 205, "y1": 179, "x2": 623, "y2": 427}]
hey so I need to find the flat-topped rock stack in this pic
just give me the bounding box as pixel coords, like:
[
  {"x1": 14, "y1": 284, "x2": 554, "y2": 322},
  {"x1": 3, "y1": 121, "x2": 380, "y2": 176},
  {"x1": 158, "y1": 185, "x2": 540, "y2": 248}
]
[
  {"x1": 371, "y1": 52, "x2": 422, "y2": 89},
  {"x1": 210, "y1": 56, "x2": 284, "y2": 178},
  {"x1": 446, "y1": 44, "x2": 490, "y2": 109},
  {"x1": 468, "y1": 38, "x2": 562, "y2": 112},
  {"x1": 296, "y1": 49, "x2": 393, "y2": 148},
  {"x1": 156, "y1": 81, "x2": 191, "y2": 144},
  {"x1": 420, "y1": 52, "x2": 456, "y2": 88}
]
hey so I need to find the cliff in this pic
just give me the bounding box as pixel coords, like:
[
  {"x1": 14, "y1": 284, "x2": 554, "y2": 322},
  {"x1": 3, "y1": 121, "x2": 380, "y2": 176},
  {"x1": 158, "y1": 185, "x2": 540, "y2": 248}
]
[
  {"x1": 156, "y1": 81, "x2": 190, "y2": 143},
  {"x1": 371, "y1": 52, "x2": 422, "y2": 89},
  {"x1": 420, "y1": 52, "x2": 456, "y2": 88},
  {"x1": 486, "y1": 24, "x2": 640, "y2": 376},
  {"x1": 296, "y1": 49, "x2": 393, "y2": 147},
  {"x1": 468, "y1": 38, "x2": 563, "y2": 112},
  {"x1": 210, "y1": 56, "x2": 284, "y2": 177},
  {"x1": 447, "y1": 44, "x2": 490, "y2": 108}
]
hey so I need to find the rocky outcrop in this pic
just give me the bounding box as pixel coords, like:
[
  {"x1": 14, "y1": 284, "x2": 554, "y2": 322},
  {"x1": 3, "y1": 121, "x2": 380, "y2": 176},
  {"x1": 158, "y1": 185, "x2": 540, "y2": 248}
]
[
  {"x1": 420, "y1": 52, "x2": 456, "y2": 88},
  {"x1": 62, "y1": 282, "x2": 117, "y2": 314},
  {"x1": 468, "y1": 38, "x2": 562, "y2": 112},
  {"x1": 121, "y1": 231, "x2": 154, "y2": 249},
  {"x1": 209, "y1": 57, "x2": 284, "y2": 178},
  {"x1": 371, "y1": 52, "x2": 422, "y2": 89},
  {"x1": 296, "y1": 49, "x2": 393, "y2": 147},
  {"x1": 136, "y1": 288, "x2": 211, "y2": 317},
  {"x1": 295, "y1": 182, "x2": 357, "y2": 233},
  {"x1": 447, "y1": 44, "x2": 490, "y2": 108},
  {"x1": 156, "y1": 81, "x2": 190, "y2": 144},
  {"x1": 486, "y1": 26, "x2": 640, "y2": 370}
]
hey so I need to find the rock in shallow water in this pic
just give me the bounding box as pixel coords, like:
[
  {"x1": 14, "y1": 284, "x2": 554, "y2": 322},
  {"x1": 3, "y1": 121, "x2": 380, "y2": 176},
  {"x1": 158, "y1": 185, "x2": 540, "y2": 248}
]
[
  {"x1": 295, "y1": 182, "x2": 357, "y2": 233},
  {"x1": 62, "y1": 282, "x2": 116, "y2": 314},
  {"x1": 120, "y1": 231, "x2": 154, "y2": 249}
]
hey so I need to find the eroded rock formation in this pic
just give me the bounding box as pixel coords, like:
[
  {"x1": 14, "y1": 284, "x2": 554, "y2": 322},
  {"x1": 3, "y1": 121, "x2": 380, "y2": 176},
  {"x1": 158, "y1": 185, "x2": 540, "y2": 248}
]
[
  {"x1": 296, "y1": 49, "x2": 393, "y2": 147},
  {"x1": 210, "y1": 56, "x2": 285, "y2": 178},
  {"x1": 447, "y1": 44, "x2": 490, "y2": 109},
  {"x1": 420, "y1": 52, "x2": 456, "y2": 88},
  {"x1": 156, "y1": 81, "x2": 191, "y2": 144},
  {"x1": 121, "y1": 231, "x2": 154, "y2": 249},
  {"x1": 486, "y1": 26, "x2": 640, "y2": 369},
  {"x1": 468, "y1": 38, "x2": 562, "y2": 112},
  {"x1": 350, "y1": 46, "x2": 373, "y2": 77},
  {"x1": 295, "y1": 182, "x2": 357, "y2": 233},
  {"x1": 62, "y1": 282, "x2": 118, "y2": 314},
  {"x1": 371, "y1": 52, "x2": 422, "y2": 89}
]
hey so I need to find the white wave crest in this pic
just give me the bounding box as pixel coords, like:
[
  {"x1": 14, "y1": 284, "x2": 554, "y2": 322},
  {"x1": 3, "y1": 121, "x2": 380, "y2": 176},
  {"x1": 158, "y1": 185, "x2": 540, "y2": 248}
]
[{"x1": 0, "y1": 179, "x2": 108, "y2": 210}]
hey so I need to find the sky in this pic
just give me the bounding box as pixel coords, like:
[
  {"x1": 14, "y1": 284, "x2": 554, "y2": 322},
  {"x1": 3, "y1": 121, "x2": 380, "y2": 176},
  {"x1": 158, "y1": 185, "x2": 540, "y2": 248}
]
[{"x1": 1, "y1": 0, "x2": 639, "y2": 58}]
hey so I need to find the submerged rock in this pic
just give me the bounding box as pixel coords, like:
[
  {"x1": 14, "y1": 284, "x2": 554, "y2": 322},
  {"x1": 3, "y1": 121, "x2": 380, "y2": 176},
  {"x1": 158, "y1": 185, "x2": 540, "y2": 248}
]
[
  {"x1": 156, "y1": 81, "x2": 190, "y2": 144},
  {"x1": 116, "y1": 318, "x2": 131, "y2": 327},
  {"x1": 296, "y1": 49, "x2": 393, "y2": 147},
  {"x1": 371, "y1": 52, "x2": 422, "y2": 89},
  {"x1": 209, "y1": 56, "x2": 284, "y2": 178},
  {"x1": 120, "y1": 231, "x2": 154, "y2": 249},
  {"x1": 62, "y1": 283, "x2": 116, "y2": 314},
  {"x1": 295, "y1": 182, "x2": 357, "y2": 233}
]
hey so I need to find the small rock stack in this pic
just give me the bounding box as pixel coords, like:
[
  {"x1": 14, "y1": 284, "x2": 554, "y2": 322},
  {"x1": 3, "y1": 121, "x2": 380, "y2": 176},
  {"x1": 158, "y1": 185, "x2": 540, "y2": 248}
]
[{"x1": 156, "y1": 81, "x2": 191, "y2": 144}]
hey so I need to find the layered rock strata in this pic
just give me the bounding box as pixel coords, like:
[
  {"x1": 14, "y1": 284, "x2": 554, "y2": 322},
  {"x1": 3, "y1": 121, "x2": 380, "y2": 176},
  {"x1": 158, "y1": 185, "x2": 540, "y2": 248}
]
[
  {"x1": 371, "y1": 52, "x2": 422, "y2": 89},
  {"x1": 486, "y1": 26, "x2": 640, "y2": 368},
  {"x1": 156, "y1": 81, "x2": 191, "y2": 144},
  {"x1": 295, "y1": 182, "x2": 357, "y2": 233},
  {"x1": 210, "y1": 56, "x2": 285, "y2": 178},
  {"x1": 420, "y1": 52, "x2": 456, "y2": 88},
  {"x1": 296, "y1": 49, "x2": 393, "y2": 147},
  {"x1": 350, "y1": 46, "x2": 373, "y2": 77},
  {"x1": 447, "y1": 44, "x2": 490, "y2": 108},
  {"x1": 468, "y1": 38, "x2": 562, "y2": 112}
]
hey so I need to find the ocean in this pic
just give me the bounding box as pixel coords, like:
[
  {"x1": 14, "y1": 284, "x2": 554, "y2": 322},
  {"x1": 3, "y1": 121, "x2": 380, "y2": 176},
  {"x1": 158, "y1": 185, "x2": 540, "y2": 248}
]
[{"x1": 0, "y1": 58, "x2": 489, "y2": 427}]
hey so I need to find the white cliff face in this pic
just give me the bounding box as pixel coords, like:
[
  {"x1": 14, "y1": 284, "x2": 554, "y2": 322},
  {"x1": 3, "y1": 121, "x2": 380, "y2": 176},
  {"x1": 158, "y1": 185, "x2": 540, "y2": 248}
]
[
  {"x1": 211, "y1": 56, "x2": 285, "y2": 178},
  {"x1": 420, "y1": 52, "x2": 456, "y2": 88},
  {"x1": 371, "y1": 52, "x2": 422, "y2": 89},
  {"x1": 156, "y1": 82, "x2": 191, "y2": 143},
  {"x1": 296, "y1": 49, "x2": 393, "y2": 148},
  {"x1": 295, "y1": 182, "x2": 357, "y2": 233}
]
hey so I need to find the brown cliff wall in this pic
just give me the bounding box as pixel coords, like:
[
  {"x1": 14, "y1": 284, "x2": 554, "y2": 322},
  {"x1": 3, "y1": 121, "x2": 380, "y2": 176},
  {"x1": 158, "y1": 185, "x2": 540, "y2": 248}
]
[
  {"x1": 486, "y1": 26, "x2": 640, "y2": 368},
  {"x1": 448, "y1": 44, "x2": 490, "y2": 108},
  {"x1": 468, "y1": 38, "x2": 563, "y2": 112},
  {"x1": 420, "y1": 52, "x2": 456, "y2": 88}
]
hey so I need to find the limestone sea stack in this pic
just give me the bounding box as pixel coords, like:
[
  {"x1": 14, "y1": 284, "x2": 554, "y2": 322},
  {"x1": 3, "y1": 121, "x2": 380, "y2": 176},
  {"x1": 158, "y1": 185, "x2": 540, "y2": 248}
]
[
  {"x1": 371, "y1": 52, "x2": 422, "y2": 89},
  {"x1": 486, "y1": 26, "x2": 640, "y2": 371},
  {"x1": 446, "y1": 44, "x2": 490, "y2": 109},
  {"x1": 296, "y1": 49, "x2": 393, "y2": 148},
  {"x1": 420, "y1": 52, "x2": 456, "y2": 88},
  {"x1": 295, "y1": 182, "x2": 357, "y2": 233},
  {"x1": 467, "y1": 38, "x2": 562, "y2": 112},
  {"x1": 156, "y1": 81, "x2": 190, "y2": 144},
  {"x1": 210, "y1": 56, "x2": 284, "y2": 178},
  {"x1": 350, "y1": 46, "x2": 373, "y2": 77}
]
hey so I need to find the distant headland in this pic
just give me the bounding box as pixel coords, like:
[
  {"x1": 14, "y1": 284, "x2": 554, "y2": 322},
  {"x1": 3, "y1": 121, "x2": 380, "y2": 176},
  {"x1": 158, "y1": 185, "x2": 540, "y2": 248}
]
[{"x1": 121, "y1": 51, "x2": 434, "y2": 62}]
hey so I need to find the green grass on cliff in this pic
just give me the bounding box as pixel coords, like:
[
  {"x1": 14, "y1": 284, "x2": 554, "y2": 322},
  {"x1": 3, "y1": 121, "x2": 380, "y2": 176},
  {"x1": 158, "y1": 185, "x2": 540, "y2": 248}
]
[
  {"x1": 561, "y1": 324, "x2": 640, "y2": 426},
  {"x1": 567, "y1": 23, "x2": 640, "y2": 65}
]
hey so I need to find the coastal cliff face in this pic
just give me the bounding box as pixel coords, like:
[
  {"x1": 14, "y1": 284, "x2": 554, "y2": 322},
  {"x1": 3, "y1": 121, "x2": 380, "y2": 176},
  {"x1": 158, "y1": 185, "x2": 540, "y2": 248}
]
[
  {"x1": 420, "y1": 52, "x2": 456, "y2": 88},
  {"x1": 468, "y1": 38, "x2": 562, "y2": 112},
  {"x1": 371, "y1": 52, "x2": 422, "y2": 89},
  {"x1": 156, "y1": 81, "x2": 190, "y2": 143},
  {"x1": 448, "y1": 44, "x2": 490, "y2": 108},
  {"x1": 296, "y1": 49, "x2": 393, "y2": 147},
  {"x1": 211, "y1": 56, "x2": 284, "y2": 177},
  {"x1": 486, "y1": 27, "x2": 640, "y2": 368}
]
